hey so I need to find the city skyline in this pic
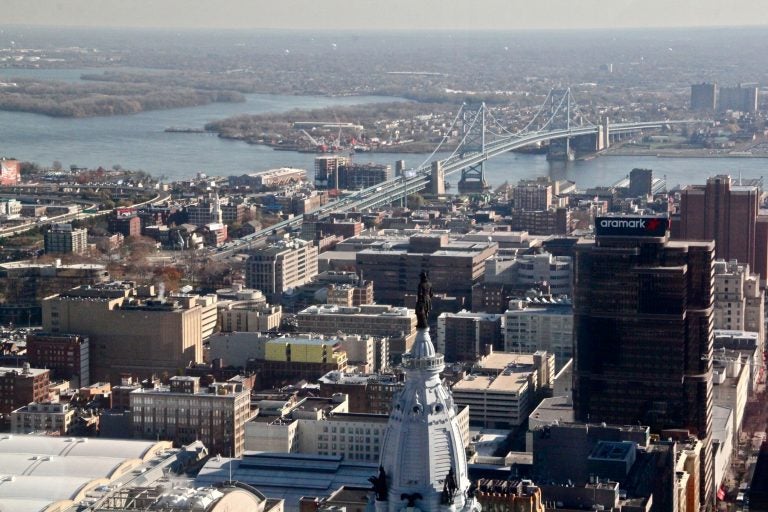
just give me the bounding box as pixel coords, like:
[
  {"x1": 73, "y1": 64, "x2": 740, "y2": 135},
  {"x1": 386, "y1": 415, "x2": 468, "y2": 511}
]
[{"x1": 2, "y1": 0, "x2": 768, "y2": 30}]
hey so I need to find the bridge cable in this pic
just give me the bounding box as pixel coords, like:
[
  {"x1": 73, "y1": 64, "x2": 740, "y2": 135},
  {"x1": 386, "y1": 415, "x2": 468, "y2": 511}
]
[{"x1": 415, "y1": 103, "x2": 466, "y2": 171}]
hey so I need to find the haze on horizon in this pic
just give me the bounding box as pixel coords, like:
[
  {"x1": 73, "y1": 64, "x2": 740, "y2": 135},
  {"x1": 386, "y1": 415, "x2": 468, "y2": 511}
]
[{"x1": 3, "y1": 0, "x2": 768, "y2": 31}]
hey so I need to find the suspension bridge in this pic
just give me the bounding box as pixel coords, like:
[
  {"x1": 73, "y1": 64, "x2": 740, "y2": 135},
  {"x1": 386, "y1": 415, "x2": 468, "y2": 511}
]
[{"x1": 211, "y1": 88, "x2": 704, "y2": 258}]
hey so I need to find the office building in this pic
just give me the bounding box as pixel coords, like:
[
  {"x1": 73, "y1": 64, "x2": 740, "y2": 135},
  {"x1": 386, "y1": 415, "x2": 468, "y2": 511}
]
[
  {"x1": 44, "y1": 223, "x2": 88, "y2": 254},
  {"x1": 509, "y1": 208, "x2": 571, "y2": 235},
  {"x1": 504, "y1": 297, "x2": 574, "y2": 371},
  {"x1": 628, "y1": 168, "x2": 653, "y2": 197},
  {"x1": 691, "y1": 83, "x2": 718, "y2": 111},
  {"x1": 230, "y1": 167, "x2": 307, "y2": 190},
  {"x1": 245, "y1": 238, "x2": 318, "y2": 299},
  {"x1": 451, "y1": 351, "x2": 554, "y2": 428},
  {"x1": 0, "y1": 198, "x2": 22, "y2": 220},
  {"x1": 11, "y1": 401, "x2": 75, "y2": 435},
  {"x1": 296, "y1": 304, "x2": 417, "y2": 355},
  {"x1": 42, "y1": 283, "x2": 205, "y2": 384},
  {"x1": 356, "y1": 232, "x2": 497, "y2": 307},
  {"x1": 250, "y1": 335, "x2": 349, "y2": 388},
  {"x1": 573, "y1": 215, "x2": 714, "y2": 506},
  {"x1": 340, "y1": 162, "x2": 393, "y2": 190},
  {"x1": 186, "y1": 193, "x2": 224, "y2": 227},
  {"x1": 673, "y1": 174, "x2": 768, "y2": 285},
  {"x1": 26, "y1": 332, "x2": 90, "y2": 386},
  {"x1": 436, "y1": 311, "x2": 504, "y2": 361},
  {"x1": 485, "y1": 251, "x2": 573, "y2": 296},
  {"x1": 719, "y1": 83, "x2": 759, "y2": 112},
  {"x1": 219, "y1": 302, "x2": 282, "y2": 332},
  {"x1": 0, "y1": 260, "x2": 109, "y2": 325},
  {"x1": 713, "y1": 259, "x2": 764, "y2": 355},
  {"x1": 245, "y1": 394, "x2": 469, "y2": 463},
  {"x1": 108, "y1": 210, "x2": 141, "y2": 237},
  {"x1": 318, "y1": 371, "x2": 404, "y2": 414},
  {"x1": 512, "y1": 180, "x2": 553, "y2": 211},
  {"x1": 130, "y1": 375, "x2": 252, "y2": 457},
  {"x1": 0, "y1": 364, "x2": 50, "y2": 414},
  {"x1": 314, "y1": 155, "x2": 349, "y2": 189}
]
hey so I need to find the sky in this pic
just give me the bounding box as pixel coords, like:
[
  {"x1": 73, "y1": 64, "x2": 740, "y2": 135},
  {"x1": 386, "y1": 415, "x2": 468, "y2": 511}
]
[{"x1": 3, "y1": 0, "x2": 768, "y2": 30}]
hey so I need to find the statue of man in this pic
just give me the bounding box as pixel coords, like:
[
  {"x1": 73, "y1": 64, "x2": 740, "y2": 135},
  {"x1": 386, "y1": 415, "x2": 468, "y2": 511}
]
[{"x1": 415, "y1": 270, "x2": 433, "y2": 328}]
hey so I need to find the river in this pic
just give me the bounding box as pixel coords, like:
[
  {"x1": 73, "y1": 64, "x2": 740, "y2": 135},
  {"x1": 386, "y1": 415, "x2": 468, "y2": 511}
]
[{"x1": 0, "y1": 67, "x2": 766, "y2": 189}]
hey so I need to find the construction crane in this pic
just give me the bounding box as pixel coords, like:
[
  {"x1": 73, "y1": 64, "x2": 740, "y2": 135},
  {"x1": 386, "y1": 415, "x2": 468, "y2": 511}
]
[{"x1": 300, "y1": 129, "x2": 321, "y2": 147}]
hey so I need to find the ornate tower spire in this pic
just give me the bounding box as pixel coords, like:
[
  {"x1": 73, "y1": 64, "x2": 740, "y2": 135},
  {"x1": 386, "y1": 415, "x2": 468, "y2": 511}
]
[{"x1": 371, "y1": 273, "x2": 481, "y2": 511}]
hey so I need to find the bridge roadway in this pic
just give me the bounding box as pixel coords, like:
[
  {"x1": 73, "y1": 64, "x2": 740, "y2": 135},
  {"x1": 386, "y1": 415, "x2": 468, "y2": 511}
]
[{"x1": 209, "y1": 120, "x2": 688, "y2": 259}]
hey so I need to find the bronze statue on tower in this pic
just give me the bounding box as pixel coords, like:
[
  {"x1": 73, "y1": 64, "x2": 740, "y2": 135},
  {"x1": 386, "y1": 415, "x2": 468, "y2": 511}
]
[{"x1": 415, "y1": 271, "x2": 433, "y2": 329}]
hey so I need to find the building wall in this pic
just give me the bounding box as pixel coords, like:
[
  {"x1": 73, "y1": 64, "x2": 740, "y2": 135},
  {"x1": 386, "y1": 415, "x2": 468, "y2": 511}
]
[
  {"x1": 245, "y1": 419, "x2": 299, "y2": 452},
  {"x1": 246, "y1": 241, "x2": 319, "y2": 298},
  {"x1": 43, "y1": 296, "x2": 203, "y2": 384},
  {"x1": 45, "y1": 226, "x2": 88, "y2": 254},
  {"x1": 208, "y1": 332, "x2": 270, "y2": 368},
  {"x1": 504, "y1": 303, "x2": 574, "y2": 371},
  {"x1": 26, "y1": 333, "x2": 90, "y2": 386},
  {"x1": 295, "y1": 305, "x2": 417, "y2": 355},
  {"x1": 437, "y1": 313, "x2": 504, "y2": 362},
  {"x1": 675, "y1": 176, "x2": 765, "y2": 284},
  {"x1": 131, "y1": 380, "x2": 252, "y2": 457},
  {"x1": 0, "y1": 366, "x2": 50, "y2": 415},
  {"x1": 11, "y1": 402, "x2": 74, "y2": 434},
  {"x1": 573, "y1": 230, "x2": 715, "y2": 507},
  {"x1": 220, "y1": 305, "x2": 282, "y2": 333}
]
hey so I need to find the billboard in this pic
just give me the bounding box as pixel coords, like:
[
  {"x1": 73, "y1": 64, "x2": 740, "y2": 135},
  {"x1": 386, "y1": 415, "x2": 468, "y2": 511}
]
[{"x1": 595, "y1": 216, "x2": 669, "y2": 237}]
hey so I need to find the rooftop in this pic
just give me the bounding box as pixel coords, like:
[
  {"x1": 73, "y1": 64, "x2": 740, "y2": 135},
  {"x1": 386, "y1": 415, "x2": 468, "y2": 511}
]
[
  {"x1": 452, "y1": 371, "x2": 530, "y2": 393},
  {"x1": 0, "y1": 434, "x2": 173, "y2": 512}
]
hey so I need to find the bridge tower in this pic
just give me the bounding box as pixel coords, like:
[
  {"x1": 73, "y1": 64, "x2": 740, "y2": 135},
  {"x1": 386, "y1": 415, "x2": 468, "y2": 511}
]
[
  {"x1": 546, "y1": 88, "x2": 575, "y2": 161},
  {"x1": 457, "y1": 103, "x2": 490, "y2": 194}
]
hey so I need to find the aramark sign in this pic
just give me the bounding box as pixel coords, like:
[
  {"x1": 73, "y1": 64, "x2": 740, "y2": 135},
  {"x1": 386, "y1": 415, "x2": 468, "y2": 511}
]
[{"x1": 595, "y1": 216, "x2": 669, "y2": 237}]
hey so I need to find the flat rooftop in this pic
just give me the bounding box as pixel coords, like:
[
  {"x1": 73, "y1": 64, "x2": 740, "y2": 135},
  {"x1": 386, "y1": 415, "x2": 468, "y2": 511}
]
[
  {"x1": 452, "y1": 372, "x2": 530, "y2": 393},
  {"x1": 477, "y1": 352, "x2": 536, "y2": 372}
]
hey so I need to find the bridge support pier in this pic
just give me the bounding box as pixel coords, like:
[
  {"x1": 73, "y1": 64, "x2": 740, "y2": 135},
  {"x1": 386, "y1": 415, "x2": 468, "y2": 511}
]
[
  {"x1": 547, "y1": 138, "x2": 574, "y2": 161},
  {"x1": 457, "y1": 167, "x2": 488, "y2": 194},
  {"x1": 430, "y1": 161, "x2": 445, "y2": 196}
]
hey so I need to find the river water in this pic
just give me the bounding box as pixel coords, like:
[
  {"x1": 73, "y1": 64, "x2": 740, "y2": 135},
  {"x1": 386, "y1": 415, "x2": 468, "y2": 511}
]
[{"x1": 0, "y1": 68, "x2": 766, "y2": 189}]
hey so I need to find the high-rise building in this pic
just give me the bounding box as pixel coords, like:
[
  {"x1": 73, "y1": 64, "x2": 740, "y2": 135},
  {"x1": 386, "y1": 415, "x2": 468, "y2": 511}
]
[
  {"x1": 628, "y1": 168, "x2": 653, "y2": 198},
  {"x1": 718, "y1": 83, "x2": 759, "y2": 112},
  {"x1": 245, "y1": 238, "x2": 318, "y2": 300},
  {"x1": 44, "y1": 223, "x2": 88, "y2": 254},
  {"x1": 691, "y1": 82, "x2": 717, "y2": 111},
  {"x1": 672, "y1": 175, "x2": 768, "y2": 285},
  {"x1": 573, "y1": 215, "x2": 714, "y2": 507},
  {"x1": 713, "y1": 260, "x2": 765, "y2": 356},
  {"x1": 42, "y1": 282, "x2": 205, "y2": 384},
  {"x1": 314, "y1": 155, "x2": 349, "y2": 189},
  {"x1": 436, "y1": 311, "x2": 504, "y2": 361},
  {"x1": 512, "y1": 181, "x2": 553, "y2": 211},
  {"x1": 504, "y1": 298, "x2": 574, "y2": 371},
  {"x1": 130, "y1": 376, "x2": 252, "y2": 457}
]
